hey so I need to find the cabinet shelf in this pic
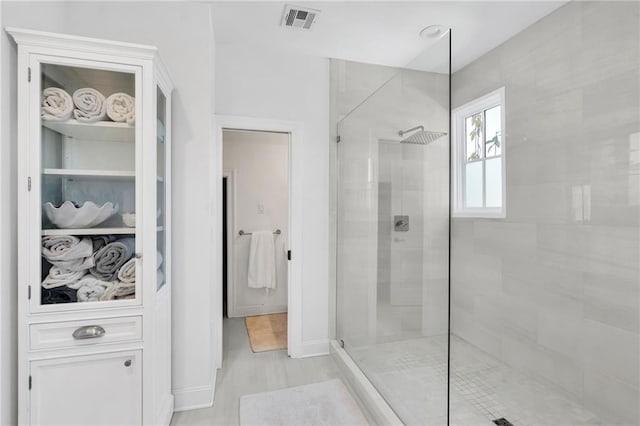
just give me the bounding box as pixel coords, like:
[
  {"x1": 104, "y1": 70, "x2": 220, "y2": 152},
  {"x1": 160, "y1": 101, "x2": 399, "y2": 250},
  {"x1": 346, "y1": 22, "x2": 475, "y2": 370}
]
[
  {"x1": 43, "y1": 119, "x2": 134, "y2": 143},
  {"x1": 42, "y1": 227, "x2": 163, "y2": 236},
  {"x1": 43, "y1": 168, "x2": 135, "y2": 180},
  {"x1": 43, "y1": 169, "x2": 164, "y2": 182},
  {"x1": 42, "y1": 227, "x2": 135, "y2": 236}
]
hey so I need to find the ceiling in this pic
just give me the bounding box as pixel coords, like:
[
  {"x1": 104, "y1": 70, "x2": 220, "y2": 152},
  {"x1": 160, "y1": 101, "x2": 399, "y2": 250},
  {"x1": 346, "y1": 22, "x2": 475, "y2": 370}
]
[{"x1": 211, "y1": 1, "x2": 567, "y2": 72}]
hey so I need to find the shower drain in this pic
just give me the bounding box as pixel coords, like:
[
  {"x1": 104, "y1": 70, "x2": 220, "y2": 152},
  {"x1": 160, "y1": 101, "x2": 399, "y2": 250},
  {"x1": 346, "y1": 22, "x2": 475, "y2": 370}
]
[{"x1": 493, "y1": 419, "x2": 514, "y2": 426}]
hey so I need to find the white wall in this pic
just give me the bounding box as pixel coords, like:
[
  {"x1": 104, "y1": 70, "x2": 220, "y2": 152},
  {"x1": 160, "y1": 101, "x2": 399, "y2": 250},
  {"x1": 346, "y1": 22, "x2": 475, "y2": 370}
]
[
  {"x1": 223, "y1": 130, "x2": 288, "y2": 317},
  {"x1": 216, "y1": 43, "x2": 330, "y2": 355},
  {"x1": 451, "y1": 2, "x2": 639, "y2": 424},
  {"x1": 0, "y1": 1, "x2": 12, "y2": 423},
  {"x1": 1, "y1": 1, "x2": 217, "y2": 413}
]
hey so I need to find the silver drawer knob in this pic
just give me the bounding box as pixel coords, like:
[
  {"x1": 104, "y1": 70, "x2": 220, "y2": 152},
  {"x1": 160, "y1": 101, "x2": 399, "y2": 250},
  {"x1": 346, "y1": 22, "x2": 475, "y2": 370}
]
[
  {"x1": 72, "y1": 325, "x2": 106, "y2": 340},
  {"x1": 124, "y1": 359, "x2": 132, "y2": 367}
]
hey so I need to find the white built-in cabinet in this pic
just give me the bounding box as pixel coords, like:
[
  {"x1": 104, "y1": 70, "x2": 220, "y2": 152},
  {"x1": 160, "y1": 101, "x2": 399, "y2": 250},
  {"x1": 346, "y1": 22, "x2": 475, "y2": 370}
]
[{"x1": 8, "y1": 28, "x2": 173, "y2": 425}]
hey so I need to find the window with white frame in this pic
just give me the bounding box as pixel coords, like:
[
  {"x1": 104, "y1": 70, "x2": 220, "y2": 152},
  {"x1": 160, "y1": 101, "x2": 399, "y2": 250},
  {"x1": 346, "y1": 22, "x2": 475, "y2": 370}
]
[{"x1": 452, "y1": 87, "x2": 505, "y2": 218}]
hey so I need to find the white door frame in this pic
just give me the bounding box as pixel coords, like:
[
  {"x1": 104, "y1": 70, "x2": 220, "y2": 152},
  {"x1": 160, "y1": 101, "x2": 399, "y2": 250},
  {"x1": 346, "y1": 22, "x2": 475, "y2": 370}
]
[
  {"x1": 213, "y1": 115, "x2": 304, "y2": 364},
  {"x1": 222, "y1": 171, "x2": 235, "y2": 319}
]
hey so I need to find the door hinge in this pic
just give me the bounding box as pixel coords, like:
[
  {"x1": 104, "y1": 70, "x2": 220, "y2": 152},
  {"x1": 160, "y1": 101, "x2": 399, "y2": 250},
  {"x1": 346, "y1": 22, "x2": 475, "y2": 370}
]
[
  {"x1": 28, "y1": 285, "x2": 31, "y2": 300},
  {"x1": 28, "y1": 67, "x2": 31, "y2": 82},
  {"x1": 336, "y1": 135, "x2": 341, "y2": 143},
  {"x1": 27, "y1": 176, "x2": 31, "y2": 192},
  {"x1": 287, "y1": 250, "x2": 292, "y2": 261},
  {"x1": 28, "y1": 375, "x2": 32, "y2": 390},
  {"x1": 339, "y1": 339, "x2": 345, "y2": 348}
]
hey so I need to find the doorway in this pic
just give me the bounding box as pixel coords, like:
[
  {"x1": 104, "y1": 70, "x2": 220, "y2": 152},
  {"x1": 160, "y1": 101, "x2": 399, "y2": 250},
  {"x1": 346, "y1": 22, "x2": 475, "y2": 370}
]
[
  {"x1": 214, "y1": 116, "x2": 304, "y2": 367},
  {"x1": 222, "y1": 128, "x2": 289, "y2": 327}
]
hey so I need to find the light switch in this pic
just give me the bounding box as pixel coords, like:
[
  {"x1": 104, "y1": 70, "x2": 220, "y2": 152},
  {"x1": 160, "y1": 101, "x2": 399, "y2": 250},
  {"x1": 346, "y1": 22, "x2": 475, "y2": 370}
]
[{"x1": 394, "y1": 215, "x2": 409, "y2": 232}]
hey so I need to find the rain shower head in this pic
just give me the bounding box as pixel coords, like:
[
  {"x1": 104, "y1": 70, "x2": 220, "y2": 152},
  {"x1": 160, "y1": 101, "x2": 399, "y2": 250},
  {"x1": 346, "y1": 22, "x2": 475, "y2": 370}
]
[{"x1": 398, "y1": 125, "x2": 447, "y2": 145}]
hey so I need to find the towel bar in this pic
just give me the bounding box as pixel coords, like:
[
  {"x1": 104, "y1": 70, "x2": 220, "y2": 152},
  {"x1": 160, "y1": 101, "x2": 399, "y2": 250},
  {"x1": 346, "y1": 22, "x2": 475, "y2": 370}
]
[{"x1": 239, "y1": 229, "x2": 281, "y2": 236}]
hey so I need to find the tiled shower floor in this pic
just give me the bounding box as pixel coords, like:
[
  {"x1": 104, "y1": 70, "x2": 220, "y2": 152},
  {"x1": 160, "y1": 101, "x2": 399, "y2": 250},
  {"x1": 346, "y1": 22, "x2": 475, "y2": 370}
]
[{"x1": 348, "y1": 335, "x2": 603, "y2": 426}]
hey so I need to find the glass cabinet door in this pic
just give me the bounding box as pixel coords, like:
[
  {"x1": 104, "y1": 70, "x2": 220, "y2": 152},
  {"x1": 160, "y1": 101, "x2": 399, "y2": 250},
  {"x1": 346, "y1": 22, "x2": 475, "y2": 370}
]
[
  {"x1": 156, "y1": 86, "x2": 167, "y2": 290},
  {"x1": 39, "y1": 60, "x2": 139, "y2": 307}
]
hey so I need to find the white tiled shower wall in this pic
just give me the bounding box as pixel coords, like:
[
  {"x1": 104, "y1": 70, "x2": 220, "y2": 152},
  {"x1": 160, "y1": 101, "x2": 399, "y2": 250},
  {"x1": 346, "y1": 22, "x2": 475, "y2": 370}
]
[{"x1": 451, "y1": 2, "x2": 639, "y2": 424}]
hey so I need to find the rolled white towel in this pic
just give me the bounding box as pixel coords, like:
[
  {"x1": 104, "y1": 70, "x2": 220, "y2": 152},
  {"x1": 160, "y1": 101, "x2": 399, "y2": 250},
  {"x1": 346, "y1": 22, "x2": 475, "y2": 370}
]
[
  {"x1": 42, "y1": 267, "x2": 87, "y2": 289},
  {"x1": 42, "y1": 236, "x2": 95, "y2": 271},
  {"x1": 66, "y1": 274, "x2": 103, "y2": 290},
  {"x1": 117, "y1": 258, "x2": 136, "y2": 284},
  {"x1": 77, "y1": 282, "x2": 111, "y2": 302},
  {"x1": 116, "y1": 251, "x2": 162, "y2": 285},
  {"x1": 67, "y1": 275, "x2": 112, "y2": 302},
  {"x1": 41, "y1": 87, "x2": 73, "y2": 122},
  {"x1": 106, "y1": 93, "x2": 135, "y2": 124},
  {"x1": 101, "y1": 280, "x2": 135, "y2": 301},
  {"x1": 72, "y1": 88, "x2": 107, "y2": 123}
]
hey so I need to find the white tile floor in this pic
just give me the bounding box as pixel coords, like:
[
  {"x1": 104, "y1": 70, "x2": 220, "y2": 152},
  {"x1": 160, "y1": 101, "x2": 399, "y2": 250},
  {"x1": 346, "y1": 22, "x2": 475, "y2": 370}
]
[
  {"x1": 349, "y1": 335, "x2": 605, "y2": 426},
  {"x1": 172, "y1": 318, "x2": 605, "y2": 426},
  {"x1": 170, "y1": 317, "x2": 344, "y2": 426}
]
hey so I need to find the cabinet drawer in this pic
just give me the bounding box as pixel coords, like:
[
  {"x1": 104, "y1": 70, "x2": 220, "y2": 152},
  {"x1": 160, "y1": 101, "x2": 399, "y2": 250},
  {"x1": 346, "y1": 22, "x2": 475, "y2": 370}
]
[{"x1": 30, "y1": 316, "x2": 142, "y2": 351}]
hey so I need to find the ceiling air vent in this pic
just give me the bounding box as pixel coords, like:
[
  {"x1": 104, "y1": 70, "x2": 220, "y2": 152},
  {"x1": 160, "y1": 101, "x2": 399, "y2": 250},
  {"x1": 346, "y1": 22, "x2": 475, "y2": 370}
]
[{"x1": 281, "y1": 5, "x2": 320, "y2": 30}]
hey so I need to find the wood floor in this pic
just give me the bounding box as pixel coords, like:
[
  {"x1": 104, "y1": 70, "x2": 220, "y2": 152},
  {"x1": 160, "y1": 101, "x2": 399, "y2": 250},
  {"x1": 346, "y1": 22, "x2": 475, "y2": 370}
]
[{"x1": 170, "y1": 317, "x2": 342, "y2": 425}]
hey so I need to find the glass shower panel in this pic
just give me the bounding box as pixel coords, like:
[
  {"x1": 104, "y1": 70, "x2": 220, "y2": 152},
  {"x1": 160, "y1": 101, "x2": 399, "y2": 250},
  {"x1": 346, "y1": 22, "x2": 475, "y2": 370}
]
[{"x1": 336, "y1": 32, "x2": 451, "y2": 425}]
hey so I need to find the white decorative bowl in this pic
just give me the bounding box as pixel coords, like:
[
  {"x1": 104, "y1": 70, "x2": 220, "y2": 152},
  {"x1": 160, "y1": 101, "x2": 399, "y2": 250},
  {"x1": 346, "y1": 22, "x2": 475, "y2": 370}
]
[
  {"x1": 43, "y1": 201, "x2": 118, "y2": 229},
  {"x1": 122, "y1": 213, "x2": 136, "y2": 227}
]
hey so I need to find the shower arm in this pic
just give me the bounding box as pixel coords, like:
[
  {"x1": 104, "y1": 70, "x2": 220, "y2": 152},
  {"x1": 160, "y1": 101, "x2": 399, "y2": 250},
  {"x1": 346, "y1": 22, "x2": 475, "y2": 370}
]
[{"x1": 398, "y1": 125, "x2": 425, "y2": 136}]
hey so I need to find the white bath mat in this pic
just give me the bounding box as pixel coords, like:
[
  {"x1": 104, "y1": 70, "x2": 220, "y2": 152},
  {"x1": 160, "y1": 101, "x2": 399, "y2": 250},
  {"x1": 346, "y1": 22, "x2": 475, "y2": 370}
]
[{"x1": 239, "y1": 379, "x2": 369, "y2": 425}]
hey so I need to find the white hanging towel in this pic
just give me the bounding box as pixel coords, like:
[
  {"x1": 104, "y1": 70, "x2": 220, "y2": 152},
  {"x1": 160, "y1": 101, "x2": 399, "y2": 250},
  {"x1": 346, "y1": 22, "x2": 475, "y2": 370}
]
[{"x1": 248, "y1": 231, "x2": 276, "y2": 289}]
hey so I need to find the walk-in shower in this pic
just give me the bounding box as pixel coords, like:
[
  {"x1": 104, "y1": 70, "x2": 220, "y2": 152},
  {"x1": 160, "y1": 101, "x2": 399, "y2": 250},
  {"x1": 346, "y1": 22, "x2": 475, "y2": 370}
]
[{"x1": 333, "y1": 2, "x2": 640, "y2": 425}]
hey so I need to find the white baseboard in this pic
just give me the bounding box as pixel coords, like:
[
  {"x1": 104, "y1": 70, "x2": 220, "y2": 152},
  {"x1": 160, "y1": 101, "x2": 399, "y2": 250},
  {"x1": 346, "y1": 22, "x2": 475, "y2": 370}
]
[
  {"x1": 229, "y1": 305, "x2": 287, "y2": 318},
  {"x1": 294, "y1": 338, "x2": 330, "y2": 358},
  {"x1": 172, "y1": 384, "x2": 214, "y2": 412},
  {"x1": 330, "y1": 340, "x2": 403, "y2": 426}
]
